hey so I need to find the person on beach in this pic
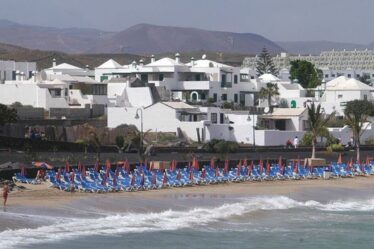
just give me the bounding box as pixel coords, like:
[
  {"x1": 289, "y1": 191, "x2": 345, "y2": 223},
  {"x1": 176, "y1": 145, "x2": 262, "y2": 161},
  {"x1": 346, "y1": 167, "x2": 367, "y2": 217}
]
[
  {"x1": 3, "y1": 182, "x2": 9, "y2": 208},
  {"x1": 293, "y1": 136, "x2": 299, "y2": 148}
]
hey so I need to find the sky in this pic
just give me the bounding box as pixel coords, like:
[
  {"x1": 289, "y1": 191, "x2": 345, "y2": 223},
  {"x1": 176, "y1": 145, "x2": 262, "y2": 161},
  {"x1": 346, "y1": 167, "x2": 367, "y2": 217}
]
[{"x1": 0, "y1": 0, "x2": 372, "y2": 44}]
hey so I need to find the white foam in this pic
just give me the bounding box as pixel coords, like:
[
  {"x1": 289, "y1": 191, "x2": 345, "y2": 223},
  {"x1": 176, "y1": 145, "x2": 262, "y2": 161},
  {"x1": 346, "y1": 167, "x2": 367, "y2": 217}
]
[{"x1": 1, "y1": 196, "x2": 374, "y2": 249}]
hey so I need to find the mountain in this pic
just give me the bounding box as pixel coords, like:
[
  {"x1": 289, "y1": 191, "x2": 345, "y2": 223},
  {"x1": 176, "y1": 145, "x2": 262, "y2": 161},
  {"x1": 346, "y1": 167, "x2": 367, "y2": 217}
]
[
  {"x1": 89, "y1": 23, "x2": 283, "y2": 54},
  {"x1": 0, "y1": 19, "x2": 114, "y2": 53},
  {"x1": 0, "y1": 42, "x2": 144, "y2": 70},
  {"x1": 277, "y1": 41, "x2": 368, "y2": 55},
  {"x1": 0, "y1": 20, "x2": 282, "y2": 55}
]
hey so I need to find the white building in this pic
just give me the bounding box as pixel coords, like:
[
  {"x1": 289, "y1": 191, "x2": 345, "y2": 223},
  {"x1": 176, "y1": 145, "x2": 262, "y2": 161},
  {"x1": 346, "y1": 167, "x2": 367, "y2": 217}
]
[
  {"x1": 0, "y1": 60, "x2": 36, "y2": 82},
  {"x1": 96, "y1": 54, "x2": 257, "y2": 108},
  {"x1": 316, "y1": 76, "x2": 374, "y2": 116}
]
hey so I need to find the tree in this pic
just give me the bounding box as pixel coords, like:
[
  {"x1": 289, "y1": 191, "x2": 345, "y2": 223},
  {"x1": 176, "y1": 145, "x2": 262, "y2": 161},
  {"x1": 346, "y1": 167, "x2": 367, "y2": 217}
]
[
  {"x1": 0, "y1": 104, "x2": 17, "y2": 125},
  {"x1": 256, "y1": 47, "x2": 278, "y2": 76},
  {"x1": 358, "y1": 74, "x2": 371, "y2": 85},
  {"x1": 307, "y1": 102, "x2": 334, "y2": 158},
  {"x1": 88, "y1": 128, "x2": 108, "y2": 160},
  {"x1": 344, "y1": 100, "x2": 374, "y2": 162},
  {"x1": 258, "y1": 83, "x2": 279, "y2": 107},
  {"x1": 289, "y1": 60, "x2": 323, "y2": 88}
]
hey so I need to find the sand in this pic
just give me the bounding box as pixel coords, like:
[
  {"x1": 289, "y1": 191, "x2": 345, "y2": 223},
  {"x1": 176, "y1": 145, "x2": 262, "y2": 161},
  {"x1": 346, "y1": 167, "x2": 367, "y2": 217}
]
[{"x1": 7, "y1": 176, "x2": 374, "y2": 210}]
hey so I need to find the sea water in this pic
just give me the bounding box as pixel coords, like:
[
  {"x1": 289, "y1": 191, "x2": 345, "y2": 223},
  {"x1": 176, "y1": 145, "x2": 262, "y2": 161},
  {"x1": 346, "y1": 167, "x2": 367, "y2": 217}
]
[{"x1": 1, "y1": 195, "x2": 374, "y2": 249}]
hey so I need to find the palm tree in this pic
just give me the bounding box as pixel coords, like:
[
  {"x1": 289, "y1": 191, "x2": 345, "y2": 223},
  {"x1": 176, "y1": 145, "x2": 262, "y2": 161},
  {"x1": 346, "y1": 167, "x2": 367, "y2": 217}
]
[
  {"x1": 344, "y1": 100, "x2": 374, "y2": 162},
  {"x1": 258, "y1": 83, "x2": 279, "y2": 108},
  {"x1": 88, "y1": 128, "x2": 108, "y2": 161},
  {"x1": 307, "y1": 103, "x2": 334, "y2": 158}
]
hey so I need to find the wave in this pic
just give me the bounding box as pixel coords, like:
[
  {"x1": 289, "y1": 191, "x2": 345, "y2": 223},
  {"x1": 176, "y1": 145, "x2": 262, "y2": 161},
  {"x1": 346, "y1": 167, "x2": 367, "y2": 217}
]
[{"x1": 1, "y1": 196, "x2": 374, "y2": 249}]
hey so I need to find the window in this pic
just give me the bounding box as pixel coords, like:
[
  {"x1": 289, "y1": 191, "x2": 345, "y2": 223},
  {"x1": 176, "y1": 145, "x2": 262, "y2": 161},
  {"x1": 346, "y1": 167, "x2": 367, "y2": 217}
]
[
  {"x1": 211, "y1": 113, "x2": 217, "y2": 124},
  {"x1": 364, "y1": 94, "x2": 368, "y2": 101},
  {"x1": 325, "y1": 74, "x2": 329, "y2": 78},
  {"x1": 141, "y1": 74, "x2": 148, "y2": 82},
  {"x1": 200, "y1": 93, "x2": 206, "y2": 100},
  {"x1": 195, "y1": 74, "x2": 201, "y2": 81},
  {"x1": 240, "y1": 74, "x2": 249, "y2": 82},
  {"x1": 250, "y1": 75, "x2": 255, "y2": 79},
  {"x1": 356, "y1": 74, "x2": 360, "y2": 78},
  {"x1": 338, "y1": 94, "x2": 343, "y2": 99},
  {"x1": 221, "y1": 94, "x2": 227, "y2": 101},
  {"x1": 100, "y1": 75, "x2": 108, "y2": 82},
  {"x1": 234, "y1": 94, "x2": 238, "y2": 103},
  {"x1": 12, "y1": 71, "x2": 16, "y2": 80},
  {"x1": 332, "y1": 74, "x2": 336, "y2": 77},
  {"x1": 158, "y1": 74, "x2": 164, "y2": 81},
  {"x1": 213, "y1": 93, "x2": 217, "y2": 102},
  {"x1": 234, "y1": 75, "x2": 238, "y2": 84},
  {"x1": 347, "y1": 74, "x2": 351, "y2": 78},
  {"x1": 220, "y1": 113, "x2": 224, "y2": 124}
]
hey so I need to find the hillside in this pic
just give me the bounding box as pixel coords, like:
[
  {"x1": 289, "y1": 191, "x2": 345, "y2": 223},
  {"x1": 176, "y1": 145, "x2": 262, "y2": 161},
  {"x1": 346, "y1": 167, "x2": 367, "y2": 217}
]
[
  {"x1": 89, "y1": 23, "x2": 283, "y2": 54},
  {"x1": 0, "y1": 20, "x2": 283, "y2": 55},
  {"x1": 0, "y1": 42, "x2": 144, "y2": 70},
  {"x1": 0, "y1": 42, "x2": 248, "y2": 69}
]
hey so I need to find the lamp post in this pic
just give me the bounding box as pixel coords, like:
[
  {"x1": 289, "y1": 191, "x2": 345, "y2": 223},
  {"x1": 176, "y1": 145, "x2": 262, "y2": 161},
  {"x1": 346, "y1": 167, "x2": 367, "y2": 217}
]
[
  {"x1": 247, "y1": 112, "x2": 256, "y2": 149},
  {"x1": 134, "y1": 108, "x2": 143, "y2": 154}
]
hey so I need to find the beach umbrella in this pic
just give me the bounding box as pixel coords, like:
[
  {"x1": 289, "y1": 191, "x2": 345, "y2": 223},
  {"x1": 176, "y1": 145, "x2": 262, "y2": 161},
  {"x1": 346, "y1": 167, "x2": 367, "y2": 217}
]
[
  {"x1": 115, "y1": 166, "x2": 119, "y2": 177},
  {"x1": 201, "y1": 168, "x2": 206, "y2": 179},
  {"x1": 56, "y1": 168, "x2": 61, "y2": 181},
  {"x1": 243, "y1": 158, "x2": 248, "y2": 167},
  {"x1": 65, "y1": 161, "x2": 70, "y2": 172},
  {"x1": 113, "y1": 175, "x2": 117, "y2": 187},
  {"x1": 20, "y1": 165, "x2": 26, "y2": 177},
  {"x1": 189, "y1": 169, "x2": 194, "y2": 181},
  {"x1": 366, "y1": 155, "x2": 370, "y2": 166},
  {"x1": 259, "y1": 159, "x2": 263, "y2": 174},
  {"x1": 83, "y1": 164, "x2": 87, "y2": 177},
  {"x1": 33, "y1": 162, "x2": 53, "y2": 170},
  {"x1": 210, "y1": 158, "x2": 215, "y2": 169},
  {"x1": 337, "y1": 154, "x2": 342, "y2": 164},
  {"x1": 215, "y1": 167, "x2": 220, "y2": 177},
  {"x1": 70, "y1": 171, "x2": 75, "y2": 182},
  {"x1": 278, "y1": 156, "x2": 282, "y2": 167},
  {"x1": 224, "y1": 159, "x2": 229, "y2": 173},
  {"x1": 162, "y1": 172, "x2": 168, "y2": 184},
  {"x1": 176, "y1": 170, "x2": 182, "y2": 180},
  {"x1": 102, "y1": 174, "x2": 107, "y2": 186},
  {"x1": 94, "y1": 160, "x2": 100, "y2": 172},
  {"x1": 266, "y1": 160, "x2": 270, "y2": 174},
  {"x1": 236, "y1": 166, "x2": 240, "y2": 177},
  {"x1": 192, "y1": 157, "x2": 199, "y2": 170},
  {"x1": 149, "y1": 161, "x2": 154, "y2": 171},
  {"x1": 294, "y1": 159, "x2": 299, "y2": 174},
  {"x1": 124, "y1": 160, "x2": 130, "y2": 173},
  {"x1": 105, "y1": 160, "x2": 111, "y2": 171},
  {"x1": 77, "y1": 161, "x2": 82, "y2": 172}
]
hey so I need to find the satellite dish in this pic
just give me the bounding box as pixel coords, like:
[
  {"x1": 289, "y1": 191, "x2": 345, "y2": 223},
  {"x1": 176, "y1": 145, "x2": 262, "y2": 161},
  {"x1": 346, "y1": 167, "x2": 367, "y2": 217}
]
[
  {"x1": 264, "y1": 107, "x2": 270, "y2": 114},
  {"x1": 202, "y1": 54, "x2": 207, "y2": 59}
]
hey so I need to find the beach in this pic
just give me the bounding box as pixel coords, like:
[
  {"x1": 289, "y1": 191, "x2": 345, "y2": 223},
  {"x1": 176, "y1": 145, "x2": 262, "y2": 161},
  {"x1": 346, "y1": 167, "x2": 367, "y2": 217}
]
[{"x1": 2, "y1": 176, "x2": 374, "y2": 249}]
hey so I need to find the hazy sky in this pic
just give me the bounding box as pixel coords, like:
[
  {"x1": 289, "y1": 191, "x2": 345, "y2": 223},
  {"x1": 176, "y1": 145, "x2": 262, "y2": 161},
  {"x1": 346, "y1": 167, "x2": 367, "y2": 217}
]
[{"x1": 0, "y1": 0, "x2": 373, "y2": 44}]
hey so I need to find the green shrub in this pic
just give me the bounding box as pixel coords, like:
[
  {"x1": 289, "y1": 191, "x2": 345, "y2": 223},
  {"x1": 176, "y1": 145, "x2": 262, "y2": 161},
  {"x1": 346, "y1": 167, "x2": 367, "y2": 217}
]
[
  {"x1": 327, "y1": 143, "x2": 344, "y2": 152},
  {"x1": 300, "y1": 132, "x2": 313, "y2": 146},
  {"x1": 203, "y1": 139, "x2": 239, "y2": 153}
]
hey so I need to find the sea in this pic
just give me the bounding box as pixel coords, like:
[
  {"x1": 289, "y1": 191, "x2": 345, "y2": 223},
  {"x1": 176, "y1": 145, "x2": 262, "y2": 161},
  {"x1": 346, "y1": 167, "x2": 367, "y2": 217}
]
[{"x1": 1, "y1": 190, "x2": 374, "y2": 249}]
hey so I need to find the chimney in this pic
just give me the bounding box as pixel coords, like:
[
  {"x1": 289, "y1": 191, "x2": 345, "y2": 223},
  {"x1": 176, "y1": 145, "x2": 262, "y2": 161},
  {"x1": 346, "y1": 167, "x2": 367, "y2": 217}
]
[
  {"x1": 175, "y1": 53, "x2": 180, "y2": 63},
  {"x1": 52, "y1": 58, "x2": 56, "y2": 67},
  {"x1": 139, "y1": 59, "x2": 144, "y2": 67},
  {"x1": 151, "y1": 55, "x2": 155, "y2": 63},
  {"x1": 190, "y1": 57, "x2": 195, "y2": 66}
]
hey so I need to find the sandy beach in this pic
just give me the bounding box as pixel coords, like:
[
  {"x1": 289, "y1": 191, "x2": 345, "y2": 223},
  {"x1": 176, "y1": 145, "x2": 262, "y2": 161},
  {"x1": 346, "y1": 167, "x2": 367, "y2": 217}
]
[{"x1": 6, "y1": 176, "x2": 374, "y2": 212}]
